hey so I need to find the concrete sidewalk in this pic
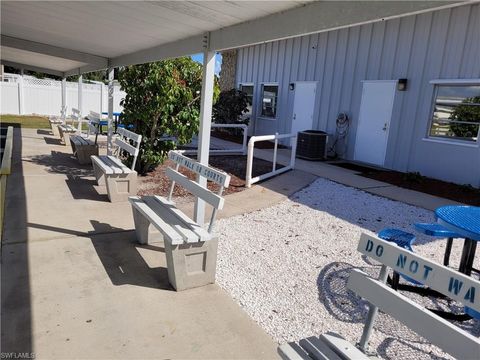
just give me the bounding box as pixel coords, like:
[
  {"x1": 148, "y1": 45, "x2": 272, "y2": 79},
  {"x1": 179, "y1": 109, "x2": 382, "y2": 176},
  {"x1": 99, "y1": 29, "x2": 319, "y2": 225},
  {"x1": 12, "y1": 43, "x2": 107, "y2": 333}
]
[
  {"x1": 252, "y1": 147, "x2": 463, "y2": 211},
  {"x1": 2, "y1": 128, "x2": 319, "y2": 359}
]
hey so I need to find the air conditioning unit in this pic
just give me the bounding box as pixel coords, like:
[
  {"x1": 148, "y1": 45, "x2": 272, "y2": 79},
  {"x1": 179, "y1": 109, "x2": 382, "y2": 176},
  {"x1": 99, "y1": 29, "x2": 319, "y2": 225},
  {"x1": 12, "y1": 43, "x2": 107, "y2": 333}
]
[{"x1": 296, "y1": 130, "x2": 328, "y2": 161}]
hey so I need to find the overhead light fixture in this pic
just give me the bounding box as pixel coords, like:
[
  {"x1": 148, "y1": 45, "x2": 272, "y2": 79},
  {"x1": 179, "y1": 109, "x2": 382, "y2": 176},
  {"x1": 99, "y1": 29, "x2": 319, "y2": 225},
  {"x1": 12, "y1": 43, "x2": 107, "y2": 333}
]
[{"x1": 398, "y1": 78, "x2": 408, "y2": 91}]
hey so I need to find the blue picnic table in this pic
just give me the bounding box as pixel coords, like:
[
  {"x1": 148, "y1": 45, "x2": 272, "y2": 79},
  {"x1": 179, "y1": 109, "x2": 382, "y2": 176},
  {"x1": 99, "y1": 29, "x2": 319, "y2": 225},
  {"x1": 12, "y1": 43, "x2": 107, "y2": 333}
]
[
  {"x1": 435, "y1": 205, "x2": 480, "y2": 276},
  {"x1": 101, "y1": 111, "x2": 123, "y2": 133},
  {"x1": 435, "y1": 205, "x2": 480, "y2": 319}
]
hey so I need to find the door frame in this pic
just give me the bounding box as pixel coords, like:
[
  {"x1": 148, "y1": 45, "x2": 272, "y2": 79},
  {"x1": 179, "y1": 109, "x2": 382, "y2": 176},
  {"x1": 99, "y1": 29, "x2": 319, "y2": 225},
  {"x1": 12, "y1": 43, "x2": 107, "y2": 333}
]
[
  {"x1": 291, "y1": 81, "x2": 318, "y2": 135},
  {"x1": 354, "y1": 80, "x2": 397, "y2": 167}
]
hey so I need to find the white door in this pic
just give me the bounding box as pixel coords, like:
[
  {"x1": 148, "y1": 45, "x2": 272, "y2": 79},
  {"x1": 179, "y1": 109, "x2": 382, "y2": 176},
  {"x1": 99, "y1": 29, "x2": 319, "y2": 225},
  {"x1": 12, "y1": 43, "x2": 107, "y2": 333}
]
[
  {"x1": 291, "y1": 82, "x2": 317, "y2": 135},
  {"x1": 354, "y1": 81, "x2": 396, "y2": 166}
]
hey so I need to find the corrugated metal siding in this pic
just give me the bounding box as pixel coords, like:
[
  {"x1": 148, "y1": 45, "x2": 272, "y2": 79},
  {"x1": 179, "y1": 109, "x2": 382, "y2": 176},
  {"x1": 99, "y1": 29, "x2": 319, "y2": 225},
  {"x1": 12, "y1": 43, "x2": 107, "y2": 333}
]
[{"x1": 236, "y1": 4, "x2": 480, "y2": 186}]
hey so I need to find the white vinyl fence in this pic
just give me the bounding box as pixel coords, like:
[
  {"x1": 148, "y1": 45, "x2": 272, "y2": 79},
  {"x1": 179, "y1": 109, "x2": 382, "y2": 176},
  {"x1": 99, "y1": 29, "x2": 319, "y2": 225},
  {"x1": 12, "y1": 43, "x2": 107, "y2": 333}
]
[{"x1": 1, "y1": 73, "x2": 125, "y2": 116}]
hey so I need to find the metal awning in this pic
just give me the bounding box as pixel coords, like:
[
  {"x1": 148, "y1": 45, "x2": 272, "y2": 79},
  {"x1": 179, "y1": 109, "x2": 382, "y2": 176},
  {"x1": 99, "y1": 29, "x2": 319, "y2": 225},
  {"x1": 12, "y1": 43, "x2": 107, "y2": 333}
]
[
  {"x1": 0, "y1": 0, "x2": 468, "y2": 224},
  {"x1": 1, "y1": 1, "x2": 463, "y2": 76}
]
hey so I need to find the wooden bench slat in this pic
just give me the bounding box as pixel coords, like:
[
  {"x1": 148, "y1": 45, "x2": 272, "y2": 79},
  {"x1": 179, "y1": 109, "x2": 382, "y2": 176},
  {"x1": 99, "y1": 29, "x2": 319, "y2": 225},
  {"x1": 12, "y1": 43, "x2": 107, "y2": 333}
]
[
  {"x1": 107, "y1": 155, "x2": 130, "y2": 172},
  {"x1": 169, "y1": 151, "x2": 231, "y2": 187},
  {"x1": 347, "y1": 269, "x2": 480, "y2": 360},
  {"x1": 298, "y1": 337, "x2": 340, "y2": 360},
  {"x1": 91, "y1": 156, "x2": 114, "y2": 175},
  {"x1": 115, "y1": 137, "x2": 139, "y2": 157},
  {"x1": 129, "y1": 196, "x2": 183, "y2": 244},
  {"x1": 99, "y1": 155, "x2": 127, "y2": 174},
  {"x1": 278, "y1": 343, "x2": 312, "y2": 360},
  {"x1": 358, "y1": 234, "x2": 480, "y2": 312},
  {"x1": 118, "y1": 127, "x2": 142, "y2": 142},
  {"x1": 154, "y1": 196, "x2": 213, "y2": 242},
  {"x1": 318, "y1": 333, "x2": 369, "y2": 360},
  {"x1": 142, "y1": 196, "x2": 198, "y2": 244},
  {"x1": 166, "y1": 168, "x2": 224, "y2": 210}
]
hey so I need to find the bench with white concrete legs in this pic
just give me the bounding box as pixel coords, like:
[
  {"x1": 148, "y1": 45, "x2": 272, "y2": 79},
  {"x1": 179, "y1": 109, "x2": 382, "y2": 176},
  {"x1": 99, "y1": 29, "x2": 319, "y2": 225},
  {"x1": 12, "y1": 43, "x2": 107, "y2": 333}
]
[
  {"x1": 129, "y1": 150, "x2": 231, "y2": 291},
  {"x1": 58, "y1": 107, "x2": 80, "y2": 145},
  {"x1": 278, "y1": 233, "x2": 480, "y2": 360},
  {"x1": 91, "y1": 127, "x2": 141, "y2": 202},
  {"x1": 49, "y1": 105, "x2": 67, "y2": 137},
  {"x1": 69, "y1": 110, "x2": 100, "y2": 164}
]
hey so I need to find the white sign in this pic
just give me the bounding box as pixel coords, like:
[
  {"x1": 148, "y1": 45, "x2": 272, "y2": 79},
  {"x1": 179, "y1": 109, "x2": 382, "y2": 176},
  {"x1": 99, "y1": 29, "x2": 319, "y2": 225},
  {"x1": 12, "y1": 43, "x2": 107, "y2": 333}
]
[
  {"x1": 168, "y1": 151, "x2": 230, "y2": 186},
  {"x1": 358, "y1": 233, "x2": 479, "y2": 312}
]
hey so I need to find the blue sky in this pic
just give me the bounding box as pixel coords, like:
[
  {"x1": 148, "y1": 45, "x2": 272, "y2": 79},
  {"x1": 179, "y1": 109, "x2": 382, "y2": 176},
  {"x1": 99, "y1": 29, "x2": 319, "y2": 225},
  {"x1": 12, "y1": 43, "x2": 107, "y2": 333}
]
[{"x1": 191, "y1": 53, "x2": 222, "y2": 75}]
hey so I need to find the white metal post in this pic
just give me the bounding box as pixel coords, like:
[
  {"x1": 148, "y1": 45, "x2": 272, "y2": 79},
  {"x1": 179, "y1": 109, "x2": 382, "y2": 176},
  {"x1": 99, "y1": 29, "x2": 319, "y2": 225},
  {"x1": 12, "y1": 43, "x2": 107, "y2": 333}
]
[
  {"x1": 194, "y1": 38, "x2": 215, "y2": 226},
  {"x1": 18, "y1": 68, "x2": 24, "y2": 115},
  {"x1": 77, "y1": 74, "x2": 83, "y2": 130},
  {"x1": 357, "y1": 264, "x2": 389, "y2": 353},
  {"x1": 61, "y1": 77, "x2": 66, "y2": 119},
  {"x1": 107, "y1": 67, "x2": 114, "y2": 155},
  {"x1": 99, "y1": 81, "x2": 103, "y2": 115}
]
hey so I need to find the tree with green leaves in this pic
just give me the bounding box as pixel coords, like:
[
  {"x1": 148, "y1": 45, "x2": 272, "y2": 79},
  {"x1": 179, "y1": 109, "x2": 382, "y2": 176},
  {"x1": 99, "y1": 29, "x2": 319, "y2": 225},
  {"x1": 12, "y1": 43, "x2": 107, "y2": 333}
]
[
  {"x1": 449, "y1": 96, "x2": 480, "y2": 139},
  {"x1": 212, "y1": 88, "x2": 249, "y2": 125},
  {"x1": 119, "y1": 58, "x2": 218, "y2": 174}
]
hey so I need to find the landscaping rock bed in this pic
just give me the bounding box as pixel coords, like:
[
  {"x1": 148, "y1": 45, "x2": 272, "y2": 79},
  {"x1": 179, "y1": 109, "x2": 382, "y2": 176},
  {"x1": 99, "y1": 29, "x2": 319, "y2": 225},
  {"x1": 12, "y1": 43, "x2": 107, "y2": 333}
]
[
  {"x1": 137, "y1": 155, "x2": 283, "y2": 198},
  {"x1": 215, "y1": 177, "x2": 480, "y2": 360}
]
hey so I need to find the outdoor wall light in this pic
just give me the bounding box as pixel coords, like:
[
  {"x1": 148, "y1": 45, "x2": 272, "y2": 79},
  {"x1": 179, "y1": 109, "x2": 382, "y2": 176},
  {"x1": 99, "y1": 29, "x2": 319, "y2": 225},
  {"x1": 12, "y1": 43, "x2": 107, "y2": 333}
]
[
  {"x1": 289, "y1": 83, "x2": 295, "y2": 91},
  {"x1": 398, "y1": 78, "x2": 408, "y2": 91}
]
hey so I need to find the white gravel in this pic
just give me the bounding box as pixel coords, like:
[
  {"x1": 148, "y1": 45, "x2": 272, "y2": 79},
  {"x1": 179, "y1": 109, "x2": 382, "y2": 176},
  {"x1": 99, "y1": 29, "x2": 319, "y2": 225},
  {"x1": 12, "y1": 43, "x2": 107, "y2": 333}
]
[{"x1": 215, "y1": 177, "x2": 480, "y2": 360}]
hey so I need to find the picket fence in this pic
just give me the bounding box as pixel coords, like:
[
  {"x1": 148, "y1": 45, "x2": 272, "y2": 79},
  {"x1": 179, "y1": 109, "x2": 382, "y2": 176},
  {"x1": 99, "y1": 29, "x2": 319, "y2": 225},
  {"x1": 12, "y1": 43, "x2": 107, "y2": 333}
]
[{"x1": 0, "y1": 73, "x2": 125, "y2": 116}]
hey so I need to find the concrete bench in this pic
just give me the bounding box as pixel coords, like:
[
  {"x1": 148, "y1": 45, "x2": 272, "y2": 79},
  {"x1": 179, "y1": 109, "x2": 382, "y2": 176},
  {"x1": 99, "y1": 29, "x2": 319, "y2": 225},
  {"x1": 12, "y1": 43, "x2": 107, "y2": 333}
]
[
  {"x1": 49, "y1": 105, "x2": 67, "y2": 137},
  {"x1": 69, "y1": 110, "x2": 101, "y2": 164},
  {"x1": 129, "y1": 151, "x2": 231, "y2": 291},
  {"x1": 279, "y1": 233, "x2": 480, "y2": 360},
  {"x1": 70, "y1": 135, "x2": 98, "y2": 164},
  {"x1": 91, "y1": 127, "x2": 141, "y2": 202},
  {"x1": 58, "y1": 108, "x2": 81, "y2": 145}
]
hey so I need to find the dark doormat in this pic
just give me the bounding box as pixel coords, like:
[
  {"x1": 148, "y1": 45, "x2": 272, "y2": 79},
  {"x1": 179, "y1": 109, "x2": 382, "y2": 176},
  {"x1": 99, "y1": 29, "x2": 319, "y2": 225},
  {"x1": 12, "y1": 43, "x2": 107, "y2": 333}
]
[{"x1": 327, "y1": 161, "x2": 382, "y2": 174}]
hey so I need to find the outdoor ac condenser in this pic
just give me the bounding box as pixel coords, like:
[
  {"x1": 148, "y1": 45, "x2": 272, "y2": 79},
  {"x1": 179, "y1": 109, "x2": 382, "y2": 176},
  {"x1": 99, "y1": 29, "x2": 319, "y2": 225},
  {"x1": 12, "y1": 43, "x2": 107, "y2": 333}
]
[{"x1": 296, "y1": 130, "x2": 328, "y2": 161}]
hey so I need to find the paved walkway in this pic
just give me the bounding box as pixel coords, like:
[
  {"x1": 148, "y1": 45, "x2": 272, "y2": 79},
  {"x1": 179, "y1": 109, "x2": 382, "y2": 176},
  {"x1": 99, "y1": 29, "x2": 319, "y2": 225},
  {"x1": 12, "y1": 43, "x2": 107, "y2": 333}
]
[
  {"x1": 2, "y1": 129, "x2": 461, "y2": 358},
  {"x1": 1, "y1": 128, "x2": 317, "y2": 359},
  {"x1": 252, "y1": 147, "x2": 463, "y2": 211}
]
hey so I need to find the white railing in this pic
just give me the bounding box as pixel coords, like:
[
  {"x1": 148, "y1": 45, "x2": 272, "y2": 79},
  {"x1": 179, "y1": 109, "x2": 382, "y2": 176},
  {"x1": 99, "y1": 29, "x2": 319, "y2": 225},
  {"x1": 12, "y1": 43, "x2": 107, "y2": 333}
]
[
  {"x1": 181, "y1": 123, "x2": 248, "y2": 155},
  {"x1": 211, "y1": 124, "x2": 248, "y2": 155},
  {"x1": 245, "y1": 132, "x2": 297, "y2": 188}
]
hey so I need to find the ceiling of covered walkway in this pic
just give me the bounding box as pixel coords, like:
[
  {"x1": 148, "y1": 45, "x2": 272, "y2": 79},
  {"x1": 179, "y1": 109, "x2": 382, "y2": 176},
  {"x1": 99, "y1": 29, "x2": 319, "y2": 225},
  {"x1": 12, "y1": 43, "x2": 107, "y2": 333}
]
[{"x1": 1, "y1": 1, "x2": 466, "y2": 76}]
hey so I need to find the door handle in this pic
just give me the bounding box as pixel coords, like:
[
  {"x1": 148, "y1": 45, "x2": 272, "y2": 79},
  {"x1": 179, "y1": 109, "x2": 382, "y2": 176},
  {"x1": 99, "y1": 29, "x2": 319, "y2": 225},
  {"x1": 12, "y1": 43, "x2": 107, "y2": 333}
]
[
  {"x1": 382, "y1": 123, "x2": 388, "y2": 131},
  {"x1": 293, "y1": 114, "x2": 296, "y2": 120}
]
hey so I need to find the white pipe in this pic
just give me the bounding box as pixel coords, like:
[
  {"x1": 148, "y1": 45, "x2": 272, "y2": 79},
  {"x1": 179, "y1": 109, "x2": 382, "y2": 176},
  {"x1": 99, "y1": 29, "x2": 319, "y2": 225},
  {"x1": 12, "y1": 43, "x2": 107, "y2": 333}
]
[
  {"x1": 290, "y1": 136, "x2": 297, "y2": 169},
  {"x1": 246, "y1": 139, "x2": 254, "y2": 188},
  {"x1": 272, "y1": 132, "x2": 278, "y2": 172},
  {"x1": 245, "y1": 132, "x2": 297, "y2": 188}
]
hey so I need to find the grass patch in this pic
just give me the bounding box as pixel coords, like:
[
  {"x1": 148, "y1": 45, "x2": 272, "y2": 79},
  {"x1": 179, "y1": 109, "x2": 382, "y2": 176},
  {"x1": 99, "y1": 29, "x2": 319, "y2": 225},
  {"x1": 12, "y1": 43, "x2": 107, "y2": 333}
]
[
  {"x1": 0, "y1": 114, "x2": 50, "y2": 129},
  {"x1": 0, "y1": 115, "x2": 88, "y2": 130}
]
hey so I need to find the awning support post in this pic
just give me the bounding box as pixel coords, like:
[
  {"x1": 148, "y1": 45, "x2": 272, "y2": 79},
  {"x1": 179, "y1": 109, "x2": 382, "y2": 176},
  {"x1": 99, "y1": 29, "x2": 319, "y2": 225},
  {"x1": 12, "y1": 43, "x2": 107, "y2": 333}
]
[
  {"x1": 61, "y1": 77, "x2": 66, "y2": 119},
  {"x1": 107, "y1": 67, "x2": 114, "y2": 155},
  {"x1": 194, "y1": 34, "x2": 215, "y2": 226},
  {"x1": 77, "y1": 73, "x2": 83, "y2": 130}
]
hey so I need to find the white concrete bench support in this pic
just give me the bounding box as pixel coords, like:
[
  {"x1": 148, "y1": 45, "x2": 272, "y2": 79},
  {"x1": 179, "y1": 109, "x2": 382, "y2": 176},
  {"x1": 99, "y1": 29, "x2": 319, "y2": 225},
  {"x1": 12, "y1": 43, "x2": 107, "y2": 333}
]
[
  {"x1": 129, "y1": 151, "x2": 231, "y2": 291},
  {"x1": 91, "y1": 127, "x2": 141, "y2": 202}
]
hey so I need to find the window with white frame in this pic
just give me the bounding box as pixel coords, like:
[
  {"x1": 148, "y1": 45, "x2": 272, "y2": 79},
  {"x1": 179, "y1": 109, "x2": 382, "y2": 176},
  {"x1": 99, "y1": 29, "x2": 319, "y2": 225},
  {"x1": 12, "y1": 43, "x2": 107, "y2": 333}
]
[
  {"x1": 429, "y1": 83, "x2": 480, "y2": 142},
  {"x1": 239, "y1": 84, "x2": 254, "y2": 116},
  {"x1": 261, "y1": 84, "x2": 278, "y2": 118}
]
